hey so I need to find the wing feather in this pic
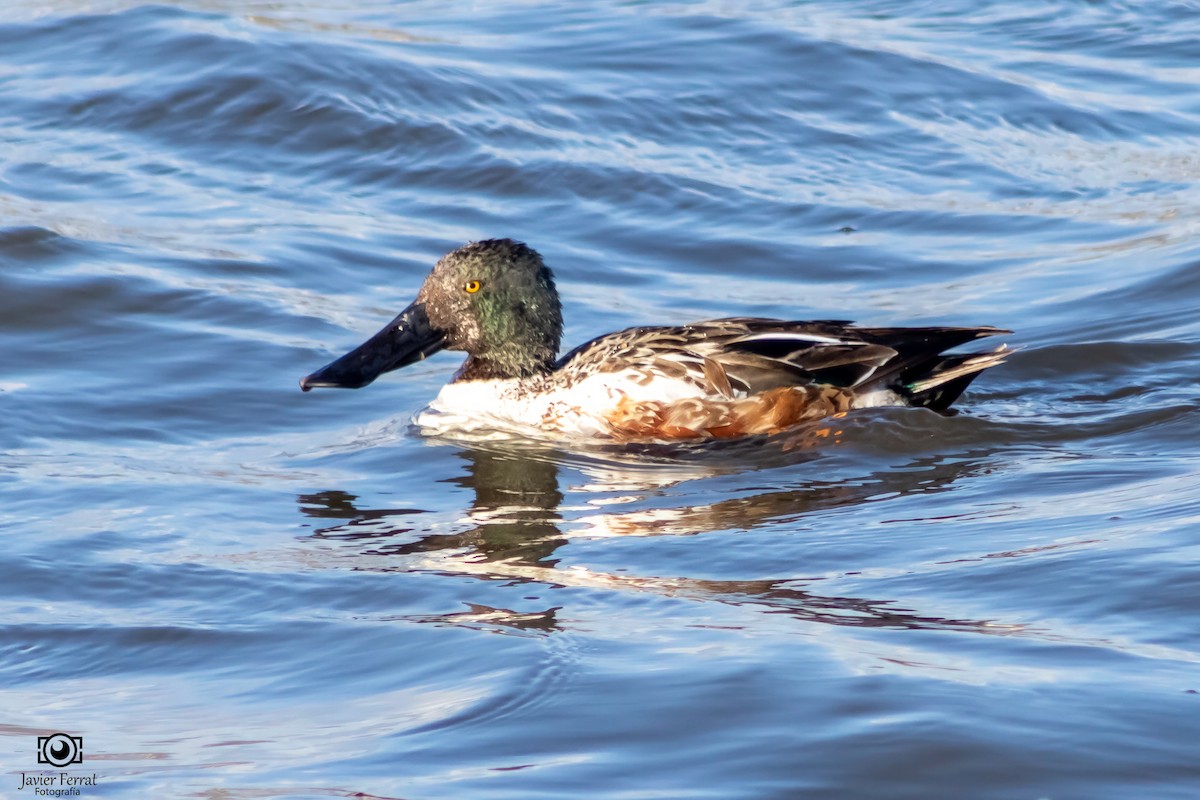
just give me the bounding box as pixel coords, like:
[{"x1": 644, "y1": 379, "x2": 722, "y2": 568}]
[{"x1": 556, "y1": 318, "x2": 1009, "y2": 406}]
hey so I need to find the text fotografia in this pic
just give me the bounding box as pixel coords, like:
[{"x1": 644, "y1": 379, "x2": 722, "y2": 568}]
[{"x1": 18, "y1": 773, "x2": 98, "y2": 796}]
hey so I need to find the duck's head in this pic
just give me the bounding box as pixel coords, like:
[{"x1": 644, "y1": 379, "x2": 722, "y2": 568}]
[{"x1": 300, "y1": 239, "x2": 563, "y2": 391}]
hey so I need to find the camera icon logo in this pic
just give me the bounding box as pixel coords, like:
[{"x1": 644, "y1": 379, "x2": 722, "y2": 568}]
[{"x1": 37, "y1": 733, "x2": 83, "y2": 767}]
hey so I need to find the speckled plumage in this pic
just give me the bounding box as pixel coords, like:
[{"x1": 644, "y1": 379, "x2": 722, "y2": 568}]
[{"x1": 302, "y1": 239, "x2": 1011, "y2": 441}]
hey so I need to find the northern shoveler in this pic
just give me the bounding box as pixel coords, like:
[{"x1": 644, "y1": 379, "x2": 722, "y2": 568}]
[{"x1": 300, "y1": 239, "x2": 1010, "y2": 440}]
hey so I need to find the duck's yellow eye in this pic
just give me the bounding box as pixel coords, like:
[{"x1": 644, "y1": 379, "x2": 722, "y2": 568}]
[{"x1": 464, "y1": 280, "x2": 482, "y2": 293}]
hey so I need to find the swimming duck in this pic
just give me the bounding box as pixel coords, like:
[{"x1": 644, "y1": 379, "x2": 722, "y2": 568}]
[{"x1": 300, "y1": 239, "x2": 1009, "y2": 440}]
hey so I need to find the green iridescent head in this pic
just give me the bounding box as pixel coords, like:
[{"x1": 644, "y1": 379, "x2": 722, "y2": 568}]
[
  {"x1": 418, "y1": 239, "x2": 563, "y2": 380},
  {"x1": 300, "y1": 239, "x2": 564, "y2": 391}
]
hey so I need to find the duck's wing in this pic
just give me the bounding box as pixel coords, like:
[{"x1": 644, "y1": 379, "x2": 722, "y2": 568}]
[{"x1": 558, "y1": 317, "x2": 1010, "y2": 411}]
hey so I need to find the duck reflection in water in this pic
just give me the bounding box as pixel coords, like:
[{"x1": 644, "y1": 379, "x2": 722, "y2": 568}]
[{"x1": 298, "y1": 438, "x2": 1021, "y2": 636}]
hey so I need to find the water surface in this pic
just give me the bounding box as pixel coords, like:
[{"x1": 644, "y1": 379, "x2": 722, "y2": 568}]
[{"x1": 3, "y1": 2, "x2": 1200, "y2": 798}]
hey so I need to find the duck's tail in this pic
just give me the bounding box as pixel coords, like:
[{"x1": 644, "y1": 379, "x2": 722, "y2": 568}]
[{"x1": 902, "y1": 344, "x2": 1011, "y2": 413}]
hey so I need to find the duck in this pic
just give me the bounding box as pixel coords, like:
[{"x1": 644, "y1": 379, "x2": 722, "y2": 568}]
[{"x1": 300, "y1": 239, "x2": 1010, "y2": 440}]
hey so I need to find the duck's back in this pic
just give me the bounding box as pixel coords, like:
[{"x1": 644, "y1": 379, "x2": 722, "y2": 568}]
[{"x1": 562, "y1": 317, "x2": 1005, "y2": 393}]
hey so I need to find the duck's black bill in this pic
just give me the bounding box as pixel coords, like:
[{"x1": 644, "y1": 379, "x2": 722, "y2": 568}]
[{"x1": 300, "y1": 302, "x2": 446, "y2": 391}]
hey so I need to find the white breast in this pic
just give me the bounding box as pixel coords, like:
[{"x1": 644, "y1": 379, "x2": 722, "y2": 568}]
[{"x1": 413, "y1": 369, "x2": 708, "y2": 439}]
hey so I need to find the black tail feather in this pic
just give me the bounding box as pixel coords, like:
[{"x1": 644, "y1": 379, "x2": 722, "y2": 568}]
[
  {"x1": 905, "y1": 367, "x2": 984, "y2": 413},
  {"x1": 899, "y1": 349, "x2": 1010, "y2": 412}
]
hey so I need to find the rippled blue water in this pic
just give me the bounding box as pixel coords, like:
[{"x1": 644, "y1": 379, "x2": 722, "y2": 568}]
[{"x1": 3, "y1": 2, "x2": 1200, "y2": 798}]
